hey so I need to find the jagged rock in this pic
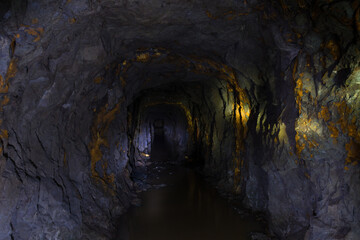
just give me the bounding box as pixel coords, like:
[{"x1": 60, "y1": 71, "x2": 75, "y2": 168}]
[{"x1": 0, "y1": 0, "x2": 359, "y2": 239}]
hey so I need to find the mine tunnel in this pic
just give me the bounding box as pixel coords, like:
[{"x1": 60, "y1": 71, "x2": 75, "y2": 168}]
[{"x1": 0, "y1": 0, "x2": 360, "y2": 239}]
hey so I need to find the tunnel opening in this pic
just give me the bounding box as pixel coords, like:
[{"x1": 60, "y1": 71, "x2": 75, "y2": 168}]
[
  {"x1": 120, "y1": 71, "x2": 262, "y2": 238},
  {"x1": 129, "y1": 99, "x2": 193, "y2": 167},
  {"x1": 151, "y1": 119, "x2": 168, "y2": 161},
  {"x1": 118, "y1": 83, "x2": 266, "y2": 239},
  {"x1": 153, "y1": 119, "x2": 164, "y2": 141},
  {"x1": 1, "y1": 1, "x2": 360, "y2": 239}
]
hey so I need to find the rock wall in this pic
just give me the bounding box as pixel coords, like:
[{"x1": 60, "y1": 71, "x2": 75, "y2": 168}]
[
  {"x1": 0, "y1": 0, "x2": 359, "y2": 239},
  {"x1": 237, "y1": 2, "x2": 360, "y2": 239}
]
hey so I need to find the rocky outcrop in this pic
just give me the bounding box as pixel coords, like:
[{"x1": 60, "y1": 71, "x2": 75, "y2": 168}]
[{"x1": 0, "y1": 0, "x2": 359, "y2": 239}]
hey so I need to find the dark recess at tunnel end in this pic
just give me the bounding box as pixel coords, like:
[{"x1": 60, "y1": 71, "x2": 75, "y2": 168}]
[{"x1": 0, "y1": 0, "x2": 359, "y2": 239}]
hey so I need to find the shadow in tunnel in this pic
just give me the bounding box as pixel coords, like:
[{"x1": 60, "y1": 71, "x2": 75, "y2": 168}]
[
  {"x1": 150, "y1": 119, "x2": 172, "y2": 162},
  {"x1": 114, "y1": 157, "x2": 265, "y2": 240},
  {"x1": 116, "y1": 108, "x2": 266, "y2": 240}
]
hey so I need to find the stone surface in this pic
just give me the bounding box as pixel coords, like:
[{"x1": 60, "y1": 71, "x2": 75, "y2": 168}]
[{"x1": 0, "y1": 0, "x2": 359, "y2": 239}]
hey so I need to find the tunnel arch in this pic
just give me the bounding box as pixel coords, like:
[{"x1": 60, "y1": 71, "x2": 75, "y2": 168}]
[
  {"x1": 130, "y1": 103, "x2": 191, "y2": 165},
  {"x1": 0, "y1": 0, "x2": 359, "y2": 239},
  {"x1": 87, "y1": 50, "x2": 253, "y2": 196}
]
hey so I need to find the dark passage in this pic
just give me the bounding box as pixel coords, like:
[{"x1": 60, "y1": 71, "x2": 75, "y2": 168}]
[
  {"x1": 150, "y1": 119, "x2": 171, "y2": 162},
  {"x1": 115, "y1": 140, "x2": 265, "y2": 240}
]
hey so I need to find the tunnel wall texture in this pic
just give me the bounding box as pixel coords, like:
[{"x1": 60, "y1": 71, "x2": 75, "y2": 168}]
[
  {"x1": 130, "y1": 103, "x2": 190, "y2": 164},
  {"x1": 0, "y1": 0, "x2": 359, "y2": 239}
]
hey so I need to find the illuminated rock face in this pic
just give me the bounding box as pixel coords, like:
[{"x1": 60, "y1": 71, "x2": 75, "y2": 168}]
[{"x1": 0, "y1": 0, "x2": 359, "y2": 239}]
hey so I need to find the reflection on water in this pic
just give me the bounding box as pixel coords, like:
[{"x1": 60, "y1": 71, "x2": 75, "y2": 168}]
[{"x1": 115, "y1": 162, "x2": 264, "y2": 240}]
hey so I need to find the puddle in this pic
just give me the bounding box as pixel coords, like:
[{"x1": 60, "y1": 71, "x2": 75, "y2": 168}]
[{"x1": 114, "y1": 162, "x2": 265, "y2": 240}]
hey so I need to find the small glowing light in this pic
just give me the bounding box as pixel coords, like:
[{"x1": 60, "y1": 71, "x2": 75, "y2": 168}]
[{"x1": 141, "y1": 153, "x2": 150, "y2": 158}]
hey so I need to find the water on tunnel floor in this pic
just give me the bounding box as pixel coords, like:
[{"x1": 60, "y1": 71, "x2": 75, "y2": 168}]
[{"x1": 115, "y1": 142, "x2": 265, "y2": 240}]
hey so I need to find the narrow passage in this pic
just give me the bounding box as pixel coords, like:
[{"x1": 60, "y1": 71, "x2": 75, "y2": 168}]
[{"x1": 115, "y1": 139, "x2": 266, "y2": 240}]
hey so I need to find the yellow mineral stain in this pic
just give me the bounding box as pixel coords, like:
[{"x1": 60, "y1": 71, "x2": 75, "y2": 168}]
[
  {"x1": 292, "y1": 58, "x2": 304, "y2": 114},
  {"x1": 24, "y1": 27, "x2": 44, "y2": 42},
  {"x1": 325, "y1": 40, "x2": 340, "y2": 60},
  {"x1": 303, "y1": 134, "x2": 307, "y2": 140},
  {"x1": 206, "y1": 11, "x2": 217, "y2": 20},
  {"x1": 348, "y1": 124, "x2": 358, "y2": 139},
  {"x1": 295, "y1": 78, "x2": 303, "y2": 114},
  {"x1": 295, "y1": 115, "x2": 321, "y2": 158},
  {"x1": 32, "y1": 18, "x2": 39, "y2": 24},
  {"x1": 324, "y1": 101, "x2": 360, "y2": 167},
  {"x1": 36, "y1": 27, "x2": 44, "y2": 34},
  {"x1": 5, "y1": 58, "x2": 17, "y2": 82},
  {"x1": 1, "y1": 96, "x2": 10, "y2": 107},
  {"x1": 351, "y1": 116, "x2": 356, "y2": 124},
  {"x1": 0, "y1": 75, "x2": 4, "y2": 88},
  {"x1": 136, "y1": 53, "x2": 151, "y2": 63},
  {"x1": 24, "y1": 28, "x2": 38, "y2": 36},
  {"x1": 345, "y1": 139, "x2": 360, "y2": 164},
  {"x1": 328, "y1": 122, "x2": 339, "y2": 139},
  {"x1": 232, "y1": 87, "x2": 251, "y2": 191},
  {"x1": 94, "y1": 76, "x2": 103, "y2": 84},
  {"x1": 0, "y1": 129, "x2": 8, "y2": 139},
  {"x1": 69, "y1": 17, "x2": 77, "y2": 24},
  {"x1": 295, "y1": 132, "x2": 305, "y2": 158},
  {"x1": 318, "y1": 106, "x2": 330, "y2": 122},
  {"x1": 194, "y1": 57, "x2": 248, "y2": 104},
  {"x1": 308, "y1": 139, "x2": 319, "y2": 149},
  {"x1": 89, "y1": 100, "x2": 124, "y2": 195}
]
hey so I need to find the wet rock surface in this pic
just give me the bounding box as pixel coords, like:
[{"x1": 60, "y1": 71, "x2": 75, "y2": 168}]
[{"x1": 0, "y1": 0, "x2": 359, "y2": 239}]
